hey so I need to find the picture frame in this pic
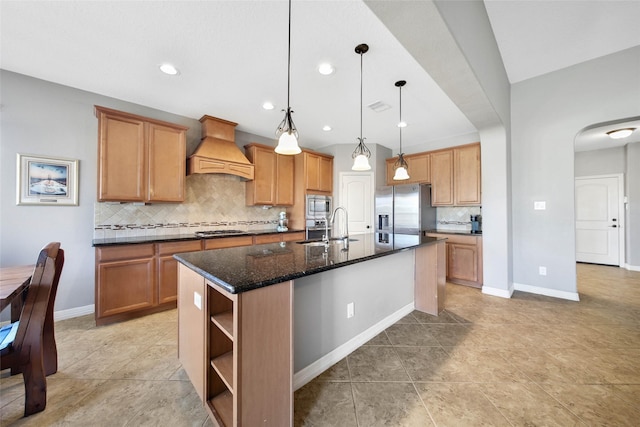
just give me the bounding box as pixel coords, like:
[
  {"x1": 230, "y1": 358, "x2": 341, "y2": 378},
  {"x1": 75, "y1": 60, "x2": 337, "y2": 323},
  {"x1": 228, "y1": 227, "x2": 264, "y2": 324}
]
[{"x1": 16, "y1": 153, "x2": 79, "y2": 206}]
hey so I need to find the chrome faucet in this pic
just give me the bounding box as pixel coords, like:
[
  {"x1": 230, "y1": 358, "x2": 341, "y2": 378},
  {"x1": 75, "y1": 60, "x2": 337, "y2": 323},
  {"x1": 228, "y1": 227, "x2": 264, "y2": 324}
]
[
  {"x1": 329, "y1": 206, "x2": 349, "y2": 249},
  {"x1": 319, "y1": 217, "x2": 330, "y2": 245}
]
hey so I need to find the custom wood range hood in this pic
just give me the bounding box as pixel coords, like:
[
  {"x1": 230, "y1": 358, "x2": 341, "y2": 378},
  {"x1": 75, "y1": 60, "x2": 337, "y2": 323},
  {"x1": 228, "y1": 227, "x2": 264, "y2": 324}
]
[{"x1": 187, "y1": 115, "x2": 255, "y2": 180}]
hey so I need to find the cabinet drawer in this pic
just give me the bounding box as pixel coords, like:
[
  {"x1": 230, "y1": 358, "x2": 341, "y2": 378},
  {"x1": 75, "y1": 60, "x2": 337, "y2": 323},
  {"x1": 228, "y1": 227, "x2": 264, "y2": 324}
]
[
  {"x1": 203, "y1": 236, "x2": 253, "y2": 250},
  {"x1": 254, "y1": 234, "x2": 283, "y2": 244},
  {"x1": 282, "y1": 231, "x2": 305, "y2": 242},
  {"x1": 97, "y1": 244, "x2": 154, "y2": 262},
  {"x1": 157, "y1": 240, "x2": 202, "y2": 256},
  {"x1": 425, "y1": 233, "x2": 478, "y2": 245}
]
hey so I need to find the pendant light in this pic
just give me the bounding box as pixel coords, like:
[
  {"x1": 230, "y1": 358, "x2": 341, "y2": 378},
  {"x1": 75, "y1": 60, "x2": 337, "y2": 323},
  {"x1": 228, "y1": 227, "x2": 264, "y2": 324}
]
[
  {"x1": 275, "y1": 0, "x2": 301, "y2": 155},
  {"x1": 393, "y1": 80, "x2": 410, "y2": 181},
  {"x1": 351, "y1": 43, "x2": 372, "y2": 171}
]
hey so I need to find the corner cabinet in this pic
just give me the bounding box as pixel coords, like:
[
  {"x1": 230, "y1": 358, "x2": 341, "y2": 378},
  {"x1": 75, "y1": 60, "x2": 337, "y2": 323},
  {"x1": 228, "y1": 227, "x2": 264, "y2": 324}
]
[
  {"x1": 178, "y1": 264, "x2": 293, "y2": 426},
  {"x1": 425, "y1": 233, "x2": 483, "y2": 288},
  {"x1": 95, "y1": 106, "x2": 187, "y2": 203},
  {"x1": 430, "y1": 143, "x2": 481, "y2": 206},
  {"x1": 244, "y1": 143, "x2": 294, "y2": 206}
]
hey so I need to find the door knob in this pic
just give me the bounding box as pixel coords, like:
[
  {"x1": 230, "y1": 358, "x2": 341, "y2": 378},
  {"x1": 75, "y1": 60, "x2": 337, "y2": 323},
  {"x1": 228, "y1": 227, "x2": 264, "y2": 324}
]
[{"x1": 610, "y1": 225, "x2": 617, "y2": 228}]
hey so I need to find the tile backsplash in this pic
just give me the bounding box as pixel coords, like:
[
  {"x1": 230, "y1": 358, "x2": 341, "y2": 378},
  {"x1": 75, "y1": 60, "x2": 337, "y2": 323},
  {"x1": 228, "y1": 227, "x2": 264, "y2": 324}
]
[
  {"x1": 94, "y1": 174, "x2": 282, "y2": 239},
  {"x1": 436, "y1": 206, "x2": 482, "y2": 232}
]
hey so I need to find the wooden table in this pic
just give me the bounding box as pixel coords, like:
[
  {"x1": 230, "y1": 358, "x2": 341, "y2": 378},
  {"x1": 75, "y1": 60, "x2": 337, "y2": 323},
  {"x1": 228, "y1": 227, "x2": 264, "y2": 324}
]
[{"x1": 0, "y1": 264, "x2": 34, "y2": 322}]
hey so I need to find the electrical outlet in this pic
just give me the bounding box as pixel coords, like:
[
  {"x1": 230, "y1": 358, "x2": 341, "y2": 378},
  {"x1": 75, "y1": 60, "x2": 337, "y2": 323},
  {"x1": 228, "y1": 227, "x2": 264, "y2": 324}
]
[
  {"x1": 194, "y1": 292, "x2": 202, "y2": 310},
  {"x1": 534, "y1": 201, "x2": 546, "y2": 210},
  {"x1": 347, "y1": 302, "x2": 354, "y2": 318},
  {"x1": 539, "y1": 266, "x2": 547, "y2": 276}
]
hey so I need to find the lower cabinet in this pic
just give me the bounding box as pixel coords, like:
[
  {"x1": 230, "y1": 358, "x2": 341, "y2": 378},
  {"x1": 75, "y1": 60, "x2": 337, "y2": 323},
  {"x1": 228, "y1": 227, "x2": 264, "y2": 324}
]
[
  {"x1": 425, "y1": 233, "x2": 483, "y2": 288},
  {"x1": 95, "y1": 233, "x2": 304, "y2": 325},
  {"x1": 178, "y1": 264, "x2": 293, "y2": 426}
]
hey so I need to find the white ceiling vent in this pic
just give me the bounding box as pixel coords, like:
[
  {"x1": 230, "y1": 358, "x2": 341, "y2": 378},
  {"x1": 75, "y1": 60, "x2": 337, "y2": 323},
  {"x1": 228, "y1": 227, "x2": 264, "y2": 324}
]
[{"x1": 367, "y1": 101, "x2": 391, "y2": 112}]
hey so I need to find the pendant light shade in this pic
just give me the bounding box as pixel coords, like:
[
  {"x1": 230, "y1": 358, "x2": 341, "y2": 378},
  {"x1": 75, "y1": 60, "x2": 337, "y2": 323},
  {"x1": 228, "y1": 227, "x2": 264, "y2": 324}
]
[
  {"x1": 351, "y1": 43, "x2": 371, "y2": 171},
  {"x1": 393, "y1": 80, "x2": 409, "y2": 181},
  {"x1": 275, "y1": 0, "x2": 301, "y2": 155}
]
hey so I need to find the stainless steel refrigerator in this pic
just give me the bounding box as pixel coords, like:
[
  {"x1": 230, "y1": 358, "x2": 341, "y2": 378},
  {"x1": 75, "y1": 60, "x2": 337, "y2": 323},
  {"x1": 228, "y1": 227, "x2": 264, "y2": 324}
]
[{"x1": 375, "y1": 184, "x2": 436, "y2": 235}]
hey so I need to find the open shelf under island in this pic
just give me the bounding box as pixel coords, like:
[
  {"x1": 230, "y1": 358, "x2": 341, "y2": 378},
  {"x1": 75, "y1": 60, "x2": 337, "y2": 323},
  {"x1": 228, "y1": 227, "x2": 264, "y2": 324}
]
[{"x1": 174, "y1": 232, "x2": 446, "y2": 427}]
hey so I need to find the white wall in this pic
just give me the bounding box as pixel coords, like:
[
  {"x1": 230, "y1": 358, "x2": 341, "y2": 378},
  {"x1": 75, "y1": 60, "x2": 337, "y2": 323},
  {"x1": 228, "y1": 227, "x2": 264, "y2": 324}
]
[
  {"x1": 575, "y1": 146, "x2": 626, "y2": 177},
  {"x1": 511, "y1": 46, "x2": 640, "y2": 293},
  {"x1": 626, "y1": 143, "x2": 640, "y2": 268}
]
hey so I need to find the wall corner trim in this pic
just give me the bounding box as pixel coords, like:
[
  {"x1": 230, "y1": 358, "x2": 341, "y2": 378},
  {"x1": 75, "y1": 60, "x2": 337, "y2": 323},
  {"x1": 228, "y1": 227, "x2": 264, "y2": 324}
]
[
  {"x1": 625, "y1": 264, "x2": 640, "y2": 272},
  {"x1": 481, "y1": 285, "x2": 514, "y2": 299},
  {"x1": 513, "y1": 282, "x2": 580, "y2": 301},
  {"x1": 54, "y1": 304, "x2": 95, "y2": 321}
]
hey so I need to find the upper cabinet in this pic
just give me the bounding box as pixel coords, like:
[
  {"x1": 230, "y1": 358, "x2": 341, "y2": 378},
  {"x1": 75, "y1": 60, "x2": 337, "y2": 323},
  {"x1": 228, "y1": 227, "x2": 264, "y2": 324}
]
[
  {"x1": 386, "y1": 142, "x2": 481, "y2": 206},
  {"x1": 244, "y1": 143, "x2": 294, "y2": 206},
  {"x1": 96, "y1": 106, "x2": 187, "y2": 203},
  {"x1": 385, "y1": 152, "x2": 431, "y2": 186},
  {"x1": 431, "y1": 143, "x2": 481, "y2": 206},
  {"x1": 303, "y1": 151, "x2": 333, "y2": 193}
]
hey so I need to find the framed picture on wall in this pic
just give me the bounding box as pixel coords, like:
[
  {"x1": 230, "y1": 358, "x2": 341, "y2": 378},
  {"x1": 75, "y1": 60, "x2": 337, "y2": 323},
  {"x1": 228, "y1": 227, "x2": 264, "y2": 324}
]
[{"x1": 16, "y1": 153, "x2": 79, "y2": 206}]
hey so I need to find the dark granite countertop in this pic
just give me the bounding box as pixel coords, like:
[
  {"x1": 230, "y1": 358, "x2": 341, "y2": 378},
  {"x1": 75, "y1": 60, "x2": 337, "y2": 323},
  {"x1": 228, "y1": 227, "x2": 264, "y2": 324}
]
[
  {"x1": 174, "y1": 232, "x2": 441, "y2": 294},
  {"x1": 423, "y1": 229, "x2": 482, "y2": 236},
  {"x1": 92, "y1": 229, "x2": 305, "y2": 247}
]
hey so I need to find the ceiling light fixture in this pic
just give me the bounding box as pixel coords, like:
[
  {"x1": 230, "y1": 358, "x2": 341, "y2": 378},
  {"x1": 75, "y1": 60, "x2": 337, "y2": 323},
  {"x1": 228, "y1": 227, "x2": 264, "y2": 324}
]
[
  {"x1": 351, "y1": 43, "x2": 372, "y2": 171},
  {"x1": 262, "y1": 102, "x2": 274, "y2": 110},
  {"x1": 393, "y1": 80, "x2": 410, "y2": 181},
  {"x1": 606, "y1": 128, "x2": 635, "y2": 139},
  {"x1": 318, "y1": 63, "x2": 334, "y2": 75},
  {"x1": 323, "y1": 125, "x2": 332, "y2": 131},
  {"x1": 159, "y1": 63, "x2": 179, "y2": 75},
  {"x1": 274, "y1": 0, "x2": 301, "y2": 155}
]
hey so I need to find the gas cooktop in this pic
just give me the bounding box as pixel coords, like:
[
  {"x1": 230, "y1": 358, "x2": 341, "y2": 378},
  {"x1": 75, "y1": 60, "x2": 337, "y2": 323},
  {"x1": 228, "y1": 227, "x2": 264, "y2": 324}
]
[{"x1": 194, "y1": 230, "x2": 248, "y2": 237}]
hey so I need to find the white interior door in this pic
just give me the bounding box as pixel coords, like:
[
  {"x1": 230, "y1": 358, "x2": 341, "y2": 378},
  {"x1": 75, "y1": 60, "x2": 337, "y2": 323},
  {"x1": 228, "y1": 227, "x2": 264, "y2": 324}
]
[
  {"x1": 575, "y1": 175, "x2": 623, "y2": 266},
  {"x1": 339, "y1": 172, "x2": 373, "y2": 235}
]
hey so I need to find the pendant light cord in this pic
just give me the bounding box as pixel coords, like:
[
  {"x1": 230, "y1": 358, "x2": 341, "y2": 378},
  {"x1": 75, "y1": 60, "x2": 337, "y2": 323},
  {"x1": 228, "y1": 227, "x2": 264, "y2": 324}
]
[
  {"x1": 360, "y1": 50, "x2": 363, "y2": 140},
  {"x1": 399, "y1": 83, "x2": 402, "y2": 153},
  {"x1": 286, "y1": 0, "x2": 292, "y2": 110}
]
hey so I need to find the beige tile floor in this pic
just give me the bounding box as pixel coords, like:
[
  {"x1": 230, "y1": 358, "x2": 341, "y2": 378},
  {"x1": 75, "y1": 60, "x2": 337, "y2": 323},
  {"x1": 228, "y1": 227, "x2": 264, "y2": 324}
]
[{"x1": 2, "y1": 263, "x2": 639, "y2": 426}]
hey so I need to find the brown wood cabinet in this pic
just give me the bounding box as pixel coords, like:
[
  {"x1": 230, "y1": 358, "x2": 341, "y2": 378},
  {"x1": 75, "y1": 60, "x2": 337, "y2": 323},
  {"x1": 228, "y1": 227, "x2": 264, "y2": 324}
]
[
  {"x1": 96, "y1": 233, "x2": 303, "y2": 325},
  {"x1": 453, "y1": 143, "x2": 481, "y2": 205},
  {"x1": 430, "y1": 149, "x2": 455, "y2": 205},
  {"x1": 385, "y1": 152, "x2": 431, "y2": 186},
  {"x1": 304, "y1": 151, "x2": 333, "y2": 193},
  {"x1": 244, "y1": 143, "x2": 294, "y2": 206},
  {"x1": 95, "y1": 106, "x2": 187, "y2": 203},
  {"x1": 425, "y1": 233, "x2": 483, "y2": 288},
  {"x1": 178, "y1": 265, "x2": 293, "y2": 426}
]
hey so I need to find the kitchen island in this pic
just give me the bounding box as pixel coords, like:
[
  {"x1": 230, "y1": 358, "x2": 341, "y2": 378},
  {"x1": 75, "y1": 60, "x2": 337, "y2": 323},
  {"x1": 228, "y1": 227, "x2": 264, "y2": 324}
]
[{"x1": 174, "y1": 233, "x2": 445, "y2": 427}]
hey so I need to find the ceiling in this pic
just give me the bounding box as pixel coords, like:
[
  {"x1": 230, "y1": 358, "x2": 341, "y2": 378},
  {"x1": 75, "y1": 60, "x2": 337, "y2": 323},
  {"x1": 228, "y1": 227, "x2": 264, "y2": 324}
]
[{"x1": 2, "y1": 1, "x2": 639, "y2": 153}]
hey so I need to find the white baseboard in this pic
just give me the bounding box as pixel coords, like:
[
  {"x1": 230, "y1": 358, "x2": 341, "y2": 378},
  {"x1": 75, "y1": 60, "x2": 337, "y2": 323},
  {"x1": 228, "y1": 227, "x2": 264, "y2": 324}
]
[
  {"x1": 513, "y1": 282, "x2": 580, "y2": 301},
  {"x1": 625, "y1": 264, "x2": 640, "y2": 272},
  {"x1": 54, "y1": 304, "x2": 95, "y2": 321},
  {"x1": 293, "y1": 302, "x2": 415, "y2": 391},
  {"x1": 481, "y1": 285, "x2": 513, "y2": 299}
]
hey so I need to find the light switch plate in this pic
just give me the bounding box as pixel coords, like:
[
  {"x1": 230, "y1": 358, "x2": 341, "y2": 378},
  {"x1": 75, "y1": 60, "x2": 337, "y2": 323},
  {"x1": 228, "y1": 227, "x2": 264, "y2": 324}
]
[
  {"x1": 534, "y1": 201, "x2": 546, "y2": 210},
  {"x1": 194, "y1": 292, "x2": 202, "y2": 310}
]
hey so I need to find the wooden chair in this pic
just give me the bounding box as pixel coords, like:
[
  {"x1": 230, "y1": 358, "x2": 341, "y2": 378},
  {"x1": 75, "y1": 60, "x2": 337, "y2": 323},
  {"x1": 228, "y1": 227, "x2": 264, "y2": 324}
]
[{"x1": 0, "y1": 242, "x2": 64, "y2": 416}]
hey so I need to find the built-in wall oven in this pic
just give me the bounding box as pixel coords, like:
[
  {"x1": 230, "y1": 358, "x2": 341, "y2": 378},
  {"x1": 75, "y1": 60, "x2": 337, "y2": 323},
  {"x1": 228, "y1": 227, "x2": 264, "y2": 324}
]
[{"x1": 305, "y1": 195, "x2": 332, "y2": 240}]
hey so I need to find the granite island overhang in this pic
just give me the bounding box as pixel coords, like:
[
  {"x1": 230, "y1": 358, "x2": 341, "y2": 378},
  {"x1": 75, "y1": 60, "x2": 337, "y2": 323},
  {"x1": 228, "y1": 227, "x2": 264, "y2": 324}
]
[
  {"x1": 173, "y1": 232, "x2": 446, "y2": 426},
  {"x1": 173, "y1": 232, "x2": 444, "y2": 295}
]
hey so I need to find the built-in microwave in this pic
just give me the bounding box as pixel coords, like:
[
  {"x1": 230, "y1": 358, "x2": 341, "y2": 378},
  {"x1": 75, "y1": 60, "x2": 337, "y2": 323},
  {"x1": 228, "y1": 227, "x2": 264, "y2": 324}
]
[{"x1": 306, "y1": 195, "x2": 332, "y2": 219}]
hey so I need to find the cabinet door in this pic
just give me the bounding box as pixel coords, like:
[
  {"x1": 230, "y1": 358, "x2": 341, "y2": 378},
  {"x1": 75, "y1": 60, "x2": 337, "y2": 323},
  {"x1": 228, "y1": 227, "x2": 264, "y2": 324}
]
[
  {"x1": 386, "y1": 158, "x2": 396, "y2": 186},
  {"x1": 305, "y1": 153, "x2": 320, "y2": 191},
  {"x1": 448, "y1": 243, "x2": 478, "y2": 282},
  {"x1": 148, "y1": 123, "x2": 186, "y2": 202},
  {"x1": 275, "y1": 154, "x2": 294, "y2": 205},
  {"x1": 407, "y1": 153, "x2": 430, "y2": 184},
  {"x1": 454, "y1": 144, "x2": 481, "y2": 205},
  {"x1": 157, "y1": 240, "x2": 202, "y2": 304},
  {"x1": 318, "y1": 156, "x2": 333, "y2": 193},
  {"x1": 97, "y1": 257, "x2": 155, "y2": 318},
  {"x1": 97, "y1": 111, "x2": 146, "y2": 202},
  {"x1": 430, "y1": 150, "x2": 454, "y2": 206},
  {"x1": 248, "y1": 146, "x2": 277, "y2": 205}
]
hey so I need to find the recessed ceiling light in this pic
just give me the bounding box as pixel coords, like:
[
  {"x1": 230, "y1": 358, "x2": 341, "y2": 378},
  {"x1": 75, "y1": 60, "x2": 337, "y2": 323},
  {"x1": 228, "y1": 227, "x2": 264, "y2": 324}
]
[
  {"x1": 318, "y1": 63, "x2": 334, "y2": 75},
  {"x1": 322, "y1": 125, "x2": 332, "y2": 131},
  {"x1": 606, "y1": 128, "x2": 635, "y2": 139},
  {"x1": 397, "y1": 121, "x2": 407, "y2": 128},
  {"x1": 159, "y1": 63, "x2": 179, "y2": 75},
  {"x1": 262, "y1": 102, "x2": 275, "y2": 110}
]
